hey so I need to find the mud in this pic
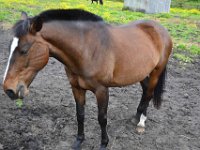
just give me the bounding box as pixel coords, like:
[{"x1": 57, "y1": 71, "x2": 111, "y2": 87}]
[{"x1": 0, "y1": 26, "x2": 200, "y2": 150}]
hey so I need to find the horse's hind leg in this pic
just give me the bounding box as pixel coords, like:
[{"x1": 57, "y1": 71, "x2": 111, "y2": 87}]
[
  {"x1": 136, "y1": 66, "x2": 167, "y2": 133},
  {"x1": 136, "y1": 77, "x2": 150, "y2": 133},
  {"x1": 136, "y1": 77, "x2": 149, "y2": 119}
]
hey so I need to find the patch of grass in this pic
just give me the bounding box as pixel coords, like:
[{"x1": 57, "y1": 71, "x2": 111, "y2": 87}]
[
  {"x1": 166, "y1": 22, "x2": 199, "y2": 43},
  {"x1": 170, "y1": 8, "x2": 200, "y2": 19},
  {"x1": 173, "y1": 43, "x2": 200, "y2": 62},
  {"x1": 16, "y1": 99, "x2": 23, "y2": 108},
  {"x1": 175, "y1": 44, "x2": 200, "y2": 56},
  {"x1": 155, "y1": 13, "x2": 172, "y2": 19},
  {"x1": 176, "y1": 44, "x2": 187, "y2": 50},
  {"x1": 0, "y1": 0, "x2": 199, "y2": 63},
  {"x1": 171, "y1": 0, "x2": 200, "y2": 9},
  {"x1": 173, "y1": 53, "x2": 193, "y2": 63},
  {"x1": 189, "y1": 45, "x2": 200, "y2": 55}
]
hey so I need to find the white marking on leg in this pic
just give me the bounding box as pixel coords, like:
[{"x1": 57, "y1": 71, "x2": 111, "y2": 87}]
[
  {"x1": 137, "y1": 114, "x2": 147, "y2": 127},
  {"x1": 3, "y1": 37, "x2": 19, "y2": 83},
  {"x1": 18, "y1": 91, "x2": 21, "y2": 98}
]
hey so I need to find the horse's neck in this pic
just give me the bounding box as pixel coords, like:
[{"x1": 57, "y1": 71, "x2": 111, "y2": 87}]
[
  {"x1": 41, "y1": 22, "x2": 84, "y2": 70},
  {"x1": 41, "y1": 21, "x2": 109, "y2": 73}
]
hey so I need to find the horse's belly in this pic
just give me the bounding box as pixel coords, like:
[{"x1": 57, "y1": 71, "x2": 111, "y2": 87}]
[
  {"x1": 110, "y1": 48, "x2": 159, "y2": 86},
  {"x1": 111, "y1": 65, "x2": 154, "y2": 86}
]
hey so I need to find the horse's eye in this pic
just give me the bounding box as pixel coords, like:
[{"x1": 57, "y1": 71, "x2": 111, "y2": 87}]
[
  {"x1": 19, "y1": 48, "x2": 28, "y2": 55},
  {"x1": 19, "y1": 44, "x2": 30, "y2": 55}
]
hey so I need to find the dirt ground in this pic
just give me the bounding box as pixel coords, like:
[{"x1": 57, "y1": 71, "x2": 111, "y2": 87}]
[{"x1": 0, "y1": 25, "x2": 200, "y2": 150}]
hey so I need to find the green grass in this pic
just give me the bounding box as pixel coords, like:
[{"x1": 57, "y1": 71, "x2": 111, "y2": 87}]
[
  {"x1": 0, "y1": 0, "x2": 199, "y2": 62},
  {"x1": 174, "y1": 53, "x2": 193, "y2": 63},
  {"x1": 16, "y1": 98, "x2": 23, "y2": 108},
  {"x1": 171, "y1": 0, "x2": 200, "y2": 9}
]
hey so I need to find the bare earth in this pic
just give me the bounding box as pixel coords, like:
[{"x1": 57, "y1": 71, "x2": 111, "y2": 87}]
[{"x1": 0, "y1": 25, "x2": 200, "y2": 150}]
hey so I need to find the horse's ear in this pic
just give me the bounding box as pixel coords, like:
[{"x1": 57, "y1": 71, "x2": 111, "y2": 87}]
[
  {"x1": 29, "y1": 16, "x2": 43, "y2": 34},
  {"x1": 21, "y1": 11, "x2": 28, "y2": 20}
]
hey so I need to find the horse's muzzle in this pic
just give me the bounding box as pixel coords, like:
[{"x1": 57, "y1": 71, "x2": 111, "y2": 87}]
[
  {"x1": 16, "y1": 84, "x2": 26, "y2": 99},
  {"x1": 5, "y1": 89, "x2": 18, "y2": 100},
  {"x1": 5, "y1": 84, "x2": 28, "y2": 100}
]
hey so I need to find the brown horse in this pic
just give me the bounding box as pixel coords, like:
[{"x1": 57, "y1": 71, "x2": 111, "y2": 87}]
[{"x1": 3, "y1": 9, "x2": 172, "y2": 150}]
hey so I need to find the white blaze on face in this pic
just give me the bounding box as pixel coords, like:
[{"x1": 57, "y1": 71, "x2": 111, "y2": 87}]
[
  {"x1": 3, "y1": 37, "x2": 19, "y2": 83},
  {"x1": 137, "y1": 114, "x2": 147, "y2": 127}
]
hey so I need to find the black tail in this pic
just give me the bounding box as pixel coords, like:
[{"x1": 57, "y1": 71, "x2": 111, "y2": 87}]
[{"x1": 153, "y1": 66, "x2": 167, "y2": 109}]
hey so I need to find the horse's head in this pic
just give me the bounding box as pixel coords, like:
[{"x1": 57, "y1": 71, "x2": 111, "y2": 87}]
[{"x1": 3, "y1": 12, "x2": 49, "y2": 100}]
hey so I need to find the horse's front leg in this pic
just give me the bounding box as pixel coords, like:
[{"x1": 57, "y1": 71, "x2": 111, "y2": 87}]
[
  {"x1": 71, "y1": 86, "x2": 86, "y2": 150},
  {"x1": 95, "y1": 86, "x2": 109, "y2": 150}
]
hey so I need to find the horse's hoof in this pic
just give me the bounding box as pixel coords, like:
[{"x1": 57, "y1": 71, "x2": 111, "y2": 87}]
[
  {"x1": 99, "y1": 145, "x2": 107, "y2": 150},
  {"x1": 72, "y1": 140, "x2": 82, "y2": 150},
  {"x1": 72, "y1": 135, "x2": 84, "y2": 150},
  {"x1": 136, "y1": 126, "x2": 145, "y2": 134}
]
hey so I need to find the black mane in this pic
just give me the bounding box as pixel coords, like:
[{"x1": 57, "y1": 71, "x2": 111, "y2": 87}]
[
  {"x1": 39, "y1": 9, "x2": 103, "y2": 22},
  {"x1": 13, "y1": 9, "x2": 104, "y2": 37}
]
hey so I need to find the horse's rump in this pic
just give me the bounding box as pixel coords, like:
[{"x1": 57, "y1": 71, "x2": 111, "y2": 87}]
[{"x1": 106, "y1": 20, "x2": 171, "y2": 86}]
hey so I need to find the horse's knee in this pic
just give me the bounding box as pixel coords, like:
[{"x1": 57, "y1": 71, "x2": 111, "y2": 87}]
[{"x1": 98, "y1": 113, "x2": 107, "y2": 127}]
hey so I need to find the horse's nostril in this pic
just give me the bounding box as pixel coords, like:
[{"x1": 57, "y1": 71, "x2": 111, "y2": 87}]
[{"x1": 6, "y1": 89, "x2": 17, "y2": 100}]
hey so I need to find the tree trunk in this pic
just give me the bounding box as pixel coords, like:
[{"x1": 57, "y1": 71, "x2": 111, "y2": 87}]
[{"x1": 124, "y1": 0, "x2": 171, "y2": 14}]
